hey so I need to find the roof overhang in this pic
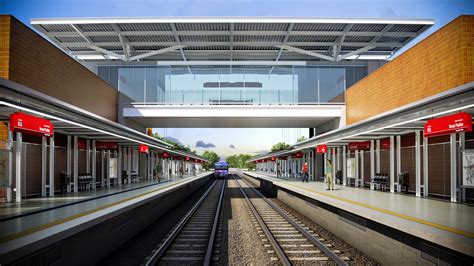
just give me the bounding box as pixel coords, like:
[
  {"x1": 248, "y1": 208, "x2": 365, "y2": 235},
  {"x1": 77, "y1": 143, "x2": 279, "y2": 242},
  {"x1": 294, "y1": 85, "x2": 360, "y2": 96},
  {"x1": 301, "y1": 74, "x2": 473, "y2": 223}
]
[{"x1": 30, "y1": 17, "x2": 433, "y2": 62}]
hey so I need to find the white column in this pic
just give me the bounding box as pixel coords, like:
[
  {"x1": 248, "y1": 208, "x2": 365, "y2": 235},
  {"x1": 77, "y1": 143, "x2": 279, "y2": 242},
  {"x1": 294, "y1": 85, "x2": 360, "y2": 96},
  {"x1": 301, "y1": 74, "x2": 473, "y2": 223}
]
[
  {"x1": 86, "y1": 140, "x2": 91, "y2": 173},
  {"x1": 450, "y1": 133, "x2": 457, "y2": 202},
  {"x1": 342, "y1": 146, "x2": 347, "y2": 186},
  {"x1": 66, "y1": 135, "x2": 71, "y2": 192},
  {"x1": 92, "y1": 140, "x2": 96, "y2": 189},
  {"x1": 336, "y1": 147, "x2": 341, "y2": 171},
  {"x1": 7, "y1": 126, "x2": 13, "y2": 202},
  {"x1": 101, "y1": 150, "x2": 105, "y2": 187},
  {"x1": 106, "y1": 150, "x2": 111, "y2": 188},
  {"x1": 355, "y1": 150, "x2": 359, "y2": 187},
  {"x1": 390, "y1": 136, "x2": 395, "y2": 193},
  {"x1": 423, "y1": 136, "x2": 429, "y2": 197},
  {"x1": 127, "y1": 148, "x2": 132, "y2": 183},
  {"x1": 15, "y1": 132, "x2": 22, "y2": 202},
  {"x1": 73, "y1": 136, "x2": 78, "y2": 193},
  {"x1": 360, "y1": 150, "x2": 364, "y2": 187},
  {"x1": 118, "y1": 147, "x2": 122, "y2": 185},
  {"x1": 415, "y1": 131, "x2": 421, "y2": 197},
  {"x1": 332, "y1": 148, "x2": 336, "y2": 187},
  {"x1": 49, "y1": 135, "x2": 55, "y2": 197},
  {"x1": 396, "y1": 135, "x2": 401, "y2": 192},
  {"x1": 459, "y1": 132, "x2": 466, "y2": 202},
  {"x1": 323, "y1": 152, "x2": 327, "y2": 175},
  {"x1": 370, "y1": 140, "x2": 375, "y2": 190},
  {"x1": 376, "y1": 139, "x2": 381, "y2": 173},
  {"x1": 41, "y1": 136, "x2": 47, "y2": 197}
]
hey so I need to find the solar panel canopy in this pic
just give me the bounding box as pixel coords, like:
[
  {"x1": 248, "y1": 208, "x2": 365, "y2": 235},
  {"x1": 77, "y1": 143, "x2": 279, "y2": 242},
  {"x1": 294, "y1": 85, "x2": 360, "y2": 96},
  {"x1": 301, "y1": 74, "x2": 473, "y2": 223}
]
[{"x1": 31, "y1": 17, "x2": 433, "y2": 62}]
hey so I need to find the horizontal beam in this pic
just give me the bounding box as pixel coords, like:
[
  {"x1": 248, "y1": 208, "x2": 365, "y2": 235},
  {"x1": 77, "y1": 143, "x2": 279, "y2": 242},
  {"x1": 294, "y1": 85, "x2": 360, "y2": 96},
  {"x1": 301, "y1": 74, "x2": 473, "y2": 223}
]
[
  {"x1": 61, "y1": 41, "x2": 404, "y2": 48},
  {"x1": 128, "y1": 45, "x2": 186, "y2": 61},
  {"x1": 155, "y1": 60, "x2": 307, "y2": 66},
  {"x1": 45, "y1": 30, "x2": 419, "y2": 38},
  {"x1": 276, "y1": 44, "x2": 335, "y2": 61}
]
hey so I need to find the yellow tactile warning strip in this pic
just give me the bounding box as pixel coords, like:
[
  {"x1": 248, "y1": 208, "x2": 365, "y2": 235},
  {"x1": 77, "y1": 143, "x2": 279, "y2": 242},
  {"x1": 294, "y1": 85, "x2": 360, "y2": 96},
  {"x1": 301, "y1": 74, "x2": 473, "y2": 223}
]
[
  {"x1": 275, "y1": 181, "x2": 474, "y2": 238},
  {"x1": 0, "y1": 176, "x2": 204, "y2": 244}
]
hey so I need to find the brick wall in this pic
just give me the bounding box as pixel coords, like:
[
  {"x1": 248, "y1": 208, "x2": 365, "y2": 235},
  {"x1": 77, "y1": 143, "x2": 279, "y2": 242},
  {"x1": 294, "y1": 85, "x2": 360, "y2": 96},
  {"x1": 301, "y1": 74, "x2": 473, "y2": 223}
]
[
  {"x1": 346, "y1": 15, "x2": 474, "y2": 125},
  {"x1": 0, "y1": 15, "x2": 118, "y2": 122}
]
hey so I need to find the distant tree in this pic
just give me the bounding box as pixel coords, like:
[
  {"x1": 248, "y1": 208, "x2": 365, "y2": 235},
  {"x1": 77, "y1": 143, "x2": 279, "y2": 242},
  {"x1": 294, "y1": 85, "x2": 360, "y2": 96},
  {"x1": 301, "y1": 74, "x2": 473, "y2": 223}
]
[
  {"x1": 227, "y1": 154, "x2": 255, "y2": 170},
  {"x1": 202, "y1": 151, "x2": 220, "y2": 170},
  {"x1": 271, "y1": 142, "x2": 292, "y2": 152},
  {"x1": 297, "y1": 136, "x2": 307, "y2": 143}
]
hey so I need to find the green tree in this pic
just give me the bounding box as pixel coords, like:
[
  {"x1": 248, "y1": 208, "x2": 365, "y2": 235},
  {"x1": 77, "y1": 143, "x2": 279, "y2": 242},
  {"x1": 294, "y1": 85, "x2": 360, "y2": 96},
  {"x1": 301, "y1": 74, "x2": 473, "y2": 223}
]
[
  {"x1": 271, "y1": 142, "x2": 292, "y2": 152},
  {"x1": 227, "y1": 154, "x2": 255, "y2": 170},
  {"x1": 297, "y1": 136, "x2": 307, "y2": 143},
  {"x1": 202, "y1": 150, "x2": 220, "y2": 170}
]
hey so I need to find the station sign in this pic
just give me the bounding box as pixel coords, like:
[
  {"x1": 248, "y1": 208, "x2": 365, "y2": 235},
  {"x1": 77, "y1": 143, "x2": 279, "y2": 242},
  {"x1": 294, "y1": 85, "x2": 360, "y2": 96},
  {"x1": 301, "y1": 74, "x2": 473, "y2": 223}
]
[
  {"x1": 10, "y1": 112, "x2": 54, "y2": 137},
  {"x1": 271, "y1": 156, "x2": 276, "y2": 161},
  {"x1": 381, "y1": 139, "x2": 391, "y2": 149},
  {"x1": 316, "y1": 144, "x2": 327, "y2": 153},
  {"x1": 139, "y1": 144, "x2": 149, "y2": 153},
  {"x1": 279, "y1": 156, "x2": 288, "y2": 160},
  {"x1": 348, "y1": 141, "x2": 371, "y2": 151},
  {"x1": 161, "y1": 152, "x2": 170, "y2": 158},
  {"x1": 78, "y1": 139, "x2": 87, "y2": 150},
  {"x1": 172, "y1": 156, "x2": 182, "y2": 160},
  {"x1": 185, "y1": 156, "x2": 190, "y2": 161},
  {"x1": 96, "y1": 141, "x2": 118, "y2": 150},
  {"x1": 291, "y1": 151, "x2": 304, "y2": 158},
  {"x1": 424, "y1": 112, "x2": 472, "y2": 137}
]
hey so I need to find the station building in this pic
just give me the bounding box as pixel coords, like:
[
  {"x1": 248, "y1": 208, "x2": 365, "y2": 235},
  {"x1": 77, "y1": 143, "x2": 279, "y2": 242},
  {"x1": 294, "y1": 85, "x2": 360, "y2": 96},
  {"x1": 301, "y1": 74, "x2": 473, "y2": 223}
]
[{"x1": 0, "y1": 14, "x2": 472, "y2": 265}]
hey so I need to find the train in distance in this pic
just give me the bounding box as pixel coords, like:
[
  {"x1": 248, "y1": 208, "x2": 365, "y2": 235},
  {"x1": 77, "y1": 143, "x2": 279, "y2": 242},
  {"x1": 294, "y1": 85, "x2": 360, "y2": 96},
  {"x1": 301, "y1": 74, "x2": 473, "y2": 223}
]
[{"x1": 214, "y1": 161, "x2": 229, "y2": 178}]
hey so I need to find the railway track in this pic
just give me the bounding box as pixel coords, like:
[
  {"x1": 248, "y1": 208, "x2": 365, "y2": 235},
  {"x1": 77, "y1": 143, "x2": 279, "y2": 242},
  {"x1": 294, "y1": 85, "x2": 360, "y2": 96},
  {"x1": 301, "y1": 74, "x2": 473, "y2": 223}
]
[
  {"x1": 232, "y1": 174, "x2": 349, "y2": 265},
  {"x1": 144, "y1": 179, "x2": 225, "y2": 265}
]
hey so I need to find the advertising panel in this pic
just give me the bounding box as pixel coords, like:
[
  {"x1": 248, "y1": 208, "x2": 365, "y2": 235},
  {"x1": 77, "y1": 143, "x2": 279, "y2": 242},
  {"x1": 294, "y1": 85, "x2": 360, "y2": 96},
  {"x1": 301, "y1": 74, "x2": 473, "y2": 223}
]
[
  {"x1": 348, "y1": 141, "x2": 370, "y2": 151},
  {"x1": 462, "y1": 150, "x2": 474, "y2": 187},
  {"x1": 109, "y1": 158, "x2": 118, "y2": 179}
]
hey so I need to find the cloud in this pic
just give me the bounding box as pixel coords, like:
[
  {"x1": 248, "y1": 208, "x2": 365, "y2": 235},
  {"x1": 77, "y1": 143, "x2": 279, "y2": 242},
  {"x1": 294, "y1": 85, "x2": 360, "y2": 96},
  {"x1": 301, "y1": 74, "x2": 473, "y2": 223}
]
[
  {"x1": 229, "y1": 144, "x2": 235, "y2": 149},
  {"x1": 196, "y1": 140, "x2": 216, "y2": 148}
]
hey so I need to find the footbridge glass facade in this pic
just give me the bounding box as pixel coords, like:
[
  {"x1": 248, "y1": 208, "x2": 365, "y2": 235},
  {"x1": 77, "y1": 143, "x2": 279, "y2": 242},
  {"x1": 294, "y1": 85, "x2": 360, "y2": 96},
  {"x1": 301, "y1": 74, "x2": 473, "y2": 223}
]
[{"x1": 98, "y1": 65, "x2": 366, "y2": 105}]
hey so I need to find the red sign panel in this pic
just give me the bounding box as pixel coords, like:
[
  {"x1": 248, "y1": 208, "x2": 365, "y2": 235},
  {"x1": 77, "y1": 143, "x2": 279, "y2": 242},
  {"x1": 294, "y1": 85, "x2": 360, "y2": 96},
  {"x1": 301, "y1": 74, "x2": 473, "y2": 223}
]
[
  {"x1": 348, "y1": 141, "x2": 371, "y2": 151},
  {"x1": 271, "y1": 156, "x2": 276, "y2": 161},
  {"x1": 10, "y1": 112, "x2": 54, "y2": 137},
  {"x1": 316, "y1": 144, "x2": 328, "y2": 153},
  {"x1": 291, "y1": 152, "x2": 304, "y2": 158},
  {"x1": 172, "y1": 156, "x2": 182, "y2": 160},
  {"x1": 78, "y1": 139, "x2": 87, "y2": 150},
  {"x1": 278, "y1": 156, "x2": 288, "y2": 160},
  {"x1": 139, "y1": 144, "x2": 149, "y2": 153},
  {"x1": 381, "y1": 139, "x2": 391, "y2": 150},
  {"x1": 96, "y1": 141, "x2": 118, "y2": 150},
  {"x1": 185, "y1": 156, "x2": 190, "y2": 161},
  {"x1": 424, "y1": 112, "x2": 472, "y2": 137},
  {"x1": 161, "y1": 152, "x2": 170, "y2": 158}
]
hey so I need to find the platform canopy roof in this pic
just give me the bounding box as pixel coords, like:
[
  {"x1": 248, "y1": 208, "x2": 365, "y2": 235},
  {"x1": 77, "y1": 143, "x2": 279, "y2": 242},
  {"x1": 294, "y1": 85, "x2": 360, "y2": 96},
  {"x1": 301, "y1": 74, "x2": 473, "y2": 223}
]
[{"x1": 31, "y1": 17, "x2": 433, "y2": 62}]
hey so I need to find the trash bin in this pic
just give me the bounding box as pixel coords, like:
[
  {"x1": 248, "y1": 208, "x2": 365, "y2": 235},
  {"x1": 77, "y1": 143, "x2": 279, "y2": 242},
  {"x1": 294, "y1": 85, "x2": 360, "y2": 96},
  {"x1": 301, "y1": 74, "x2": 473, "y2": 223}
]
[{"x1": 398, "y1": 171, "x2": 409, "y2": 193}]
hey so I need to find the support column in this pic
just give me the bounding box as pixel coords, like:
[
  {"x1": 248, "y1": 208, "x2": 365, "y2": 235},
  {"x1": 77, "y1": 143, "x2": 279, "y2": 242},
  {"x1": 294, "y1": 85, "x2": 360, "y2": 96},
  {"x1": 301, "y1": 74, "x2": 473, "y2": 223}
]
[
  {"x1": 342, "y1": 146, "x2": 347, "y2": 186},
  {"x1": 118, "y1": 147, "x2": 122, "y2": 185},
  {"x1": 106, "y1": 150, "x2": 111, "y2": 188},
  {"x1": 332, "y1": 148, "x2": 336, "y2": 187},
  {"x1": 423, "y1": 136, "x2": 429, "y2": 197},
  {"x1": 390, "y1": 136, "x2": 395, "y2": 193},
  {"x1": 66, "y1": 135, "x2": 71, "y2": 192},
  {"x1": 101, "y1": 150, "x2": 105, "y2": 187},
  {"x1": 460, "y1": 132, "x2": 466, "y2": 202},
  {"x1": 376, "y1": 139, "x2": 381, "y2": 173},
  {"x1": 92, "y1": 140, "x2": 96, "y2": 189},
  {"x1": 450, "y1": 133, "x2": 457, "y2": 202},
  {"x1": 360, "y1": 150, "x2": 364, "y2": 187},
  {"x1": 41, "y1": 136, "x2": 47, "y2": 197},
  {"x1": 73, "y1": 136, "x2": 78, "y2": 193},
  {"x1": 49, "y1": 135, "x2": 55, "y2": 197},
  {"x1": 415, "y1": 131, "x2": 421, "y2": 197},
  {"x1": 7, "y1": 126, "x2": 13, "y2": 202},
  {"x1": 355, "y1": 150, "x2": 359, "y2": 187},
  {"x1": 323, "y1": 151, "x2": 327, "y2": 176},
  {"x1": 86, "y1": 140, "x2": 91, "y2": 173},
  {"x1": 370, "y1": 140, "x2": 375, "y2": 190},
  {"x1": 127, "y1": 148, "x2": 132, "y2": 184},
  {"x1": 396, "y1": 135, "x2": 401, "y2": 192},
  {"x1": 15, "y1": 132, "x2": 22, "y2": 202}
]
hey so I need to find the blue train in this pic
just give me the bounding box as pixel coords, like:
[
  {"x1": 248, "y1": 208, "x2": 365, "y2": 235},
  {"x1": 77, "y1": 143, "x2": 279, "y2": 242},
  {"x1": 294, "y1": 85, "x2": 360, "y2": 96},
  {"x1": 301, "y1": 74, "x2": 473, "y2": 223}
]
[{"x1": 214, "y1": 161, "x2": 229, "y2": 178}]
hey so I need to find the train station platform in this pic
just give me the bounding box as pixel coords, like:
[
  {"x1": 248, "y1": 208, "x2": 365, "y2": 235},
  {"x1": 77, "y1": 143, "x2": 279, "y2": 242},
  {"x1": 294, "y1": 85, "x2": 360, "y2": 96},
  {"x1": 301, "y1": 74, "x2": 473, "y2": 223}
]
[
  {"x1": 0, "y1": 172, "x2": 212, "y2": 264},
  {"x1": 241, "y1": 170, "x2": 474, "y2": 259}
]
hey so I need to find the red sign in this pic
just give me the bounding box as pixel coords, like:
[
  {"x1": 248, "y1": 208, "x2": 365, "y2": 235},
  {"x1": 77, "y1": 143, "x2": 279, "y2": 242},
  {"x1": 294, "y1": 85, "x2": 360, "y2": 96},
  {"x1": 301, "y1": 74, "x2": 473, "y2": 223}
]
[
  {"x1": 78, "y1": 139, "x2": 87, "y2": 150},
  {"x1": 161, "y1": 152, "x2": 170, "y2": 158},
  {"x1": 424, "y1": 112, "x2": 472, "y2": 137},
  {"x1": 348, "y1": 141, "x2": 371, "y2": 151},
  {"x1": 271, "y1": 156, "x2": 276, "y2": 161},
  {"x1": 381, "y1": 139, "x2": 391, "y2": 150},
  {"x1": 96, "y1": 141, "x2": 118, "y2": 150},
  {"x1": 10, "y1": 112, "x2": 54, "y2": 137},
  {"x1": 139, "y1": 144, "x2": 149, "y2": 153},
  {"x1": 316, "y1": 144, "x2": 328, "y2": 153},
  {"x1": 185, "y1": 156, "x2": 190, "y2": 161},
  {"x1": 172, "y1": 156, "x2": 182, "y2": 160},
  {"x1": 279, "y1": 156, "x2": 288, "y2": 160},
  {"x1": 291, "y1": 152, "x2": 304, "y2": 158}
]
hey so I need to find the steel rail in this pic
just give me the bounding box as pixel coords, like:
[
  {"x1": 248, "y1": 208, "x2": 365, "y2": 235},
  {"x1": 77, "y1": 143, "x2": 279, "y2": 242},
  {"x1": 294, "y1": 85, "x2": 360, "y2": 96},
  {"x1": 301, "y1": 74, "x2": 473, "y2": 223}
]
[
  {"x1": 145, "y1": 179, "x2": 222, "y2": 265},
  {"x1": 232, "y1": 175, "x2": 291, "y2": 266},
  {"x1": 237, "y1": 174, "x2": 348, "y2": 266},
  {"x1": 203, "y1": 179, "x2": 226, "y2": 265}
]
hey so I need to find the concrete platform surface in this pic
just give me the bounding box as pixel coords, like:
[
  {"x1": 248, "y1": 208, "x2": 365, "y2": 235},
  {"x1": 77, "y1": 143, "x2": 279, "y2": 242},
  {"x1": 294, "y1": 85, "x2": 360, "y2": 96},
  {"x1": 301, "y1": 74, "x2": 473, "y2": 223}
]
[{"x1": 242, "y1": 170, "x2": 474, "y2": 257}]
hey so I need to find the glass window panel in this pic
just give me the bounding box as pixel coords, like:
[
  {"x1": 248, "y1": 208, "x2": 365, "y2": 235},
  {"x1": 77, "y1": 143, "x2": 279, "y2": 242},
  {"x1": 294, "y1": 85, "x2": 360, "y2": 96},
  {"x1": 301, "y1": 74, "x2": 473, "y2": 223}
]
[
  {"x1": 145, "y1": 67, "x2": 158, "y2": 103},
  {"x1": 118, "y1": 66, "x2": 135, "y2": 102},
  {"x1": 132, "y1": 66, "x2": 145, "y2": 102}
]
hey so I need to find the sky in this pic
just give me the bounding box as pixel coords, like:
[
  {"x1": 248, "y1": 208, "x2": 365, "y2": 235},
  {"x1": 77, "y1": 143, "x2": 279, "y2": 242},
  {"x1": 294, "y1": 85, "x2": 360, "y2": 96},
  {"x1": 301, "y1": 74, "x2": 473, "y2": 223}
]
[{"x1": 1, "y1": 0, "x2": 472, "y2": 158}]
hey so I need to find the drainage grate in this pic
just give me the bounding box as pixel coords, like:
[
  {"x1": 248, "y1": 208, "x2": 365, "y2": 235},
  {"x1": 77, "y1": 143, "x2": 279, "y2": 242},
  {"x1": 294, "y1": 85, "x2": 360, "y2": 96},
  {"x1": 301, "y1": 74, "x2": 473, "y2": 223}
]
[
  {"x1": 421, "y1": 242, "x2": 463, "y2": 265},
  {"x1": 338, "y1": 210, "x2": 367, "y2": 231}
]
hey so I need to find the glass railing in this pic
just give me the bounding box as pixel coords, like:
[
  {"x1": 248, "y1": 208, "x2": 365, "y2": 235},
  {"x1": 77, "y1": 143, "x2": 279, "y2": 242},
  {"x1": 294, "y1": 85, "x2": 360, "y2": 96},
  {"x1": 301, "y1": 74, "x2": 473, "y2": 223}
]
[{"x1": 99, "y1": 65, "x2": 367, "y2": 105}]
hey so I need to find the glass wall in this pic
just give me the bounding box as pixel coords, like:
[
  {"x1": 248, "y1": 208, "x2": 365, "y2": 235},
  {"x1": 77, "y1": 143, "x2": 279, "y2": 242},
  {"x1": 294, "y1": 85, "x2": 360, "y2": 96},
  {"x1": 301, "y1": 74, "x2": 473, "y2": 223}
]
[{"x1": 98, "y1": 65, "x2": 367, "y2": 105}]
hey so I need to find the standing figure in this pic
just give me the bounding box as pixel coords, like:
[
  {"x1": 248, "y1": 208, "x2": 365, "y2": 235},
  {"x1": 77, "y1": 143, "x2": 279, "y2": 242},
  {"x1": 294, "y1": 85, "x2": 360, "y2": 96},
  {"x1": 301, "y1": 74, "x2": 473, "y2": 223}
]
[
  {"x1": 276, "y1": 162, "x2": 281, "y2": 178},
  {"x1": 302, "y1": 162, "x2": 309, "y2": 183},
  {"x1": 326, "y1": 159, "x2": 334, "y2": 190}
]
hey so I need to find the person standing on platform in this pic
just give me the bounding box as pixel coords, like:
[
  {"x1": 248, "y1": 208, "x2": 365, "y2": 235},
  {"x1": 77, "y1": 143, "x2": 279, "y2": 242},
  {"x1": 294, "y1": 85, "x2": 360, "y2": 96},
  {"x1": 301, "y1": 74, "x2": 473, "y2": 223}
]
[
  {"x1": 302, "y1": 162, "x2": 309, "y2": 183},
  {"x1": 326, "y1": 159, "x2": 334, "y2": 190},
  {"x1": 276, "y1": 162, "x2": 281, "y2": 178}
]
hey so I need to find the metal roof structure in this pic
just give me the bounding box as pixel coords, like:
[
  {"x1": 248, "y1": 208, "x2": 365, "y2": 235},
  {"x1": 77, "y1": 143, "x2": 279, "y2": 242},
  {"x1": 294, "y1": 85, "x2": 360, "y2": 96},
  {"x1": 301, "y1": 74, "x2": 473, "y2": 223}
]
[
  {"x1": 0, "y1": 78, "x2": 208, "y2": 162},
  {"x1": 31, "y1": 17, "x2": 433, "y2": 62},
  {"x1": 249, "y1": 82, "x2": 474, "y2": 162}
]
